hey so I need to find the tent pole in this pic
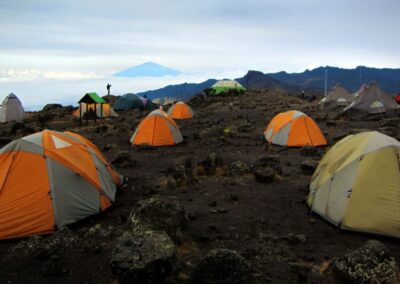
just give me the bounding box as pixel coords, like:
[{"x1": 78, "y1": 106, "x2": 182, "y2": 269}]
[
  {"x1": 94, "y1": 103, "x2": 97, "y2": 123},
  {"x1": 100, "y1": 103, "x2": 103, "y2": 119},
  {"x1": 86, "y1": 103, "x2": 88, "y2": 125},
  {"x1": 79, "y1": 102, "x2": 82, "y2": 125}
]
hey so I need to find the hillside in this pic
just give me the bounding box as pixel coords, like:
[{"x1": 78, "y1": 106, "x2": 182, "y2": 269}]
[
  {"x1": 268, "y1": 66, "x2": 400, "y2": 93},
  {"x1": 137, "y1": 79, "x2": 217, "y2": 100}
]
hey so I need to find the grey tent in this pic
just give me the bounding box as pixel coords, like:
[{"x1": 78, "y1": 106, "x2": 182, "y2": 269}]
[
  {"x1": 344, "y1": 82, "x2": 399, "y2": 115},
  {"x1": 0, "y1": 93, "x2": 24, "y2": 123},
  {"x1": 152, "y1": 97, "x2": 176, "y2": 106},
  {"x1": 319, "y1": 85, "x2": 354, "y2": 110},
  {"x1": 114, "y1": 93, "x2": 157, "y2": 111}
]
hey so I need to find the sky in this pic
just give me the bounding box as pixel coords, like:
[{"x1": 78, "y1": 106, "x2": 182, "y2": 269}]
[{"x1": 0, "y1": 0, "x2": 399, "y2": 109}]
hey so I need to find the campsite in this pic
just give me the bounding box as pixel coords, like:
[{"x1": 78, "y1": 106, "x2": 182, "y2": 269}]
[
  {"x1": 2, "y1": 1, "x2": 400, "y2": 283},
  {"x1": 0, "y1": 83, "x2": 399, "y2": 283}
]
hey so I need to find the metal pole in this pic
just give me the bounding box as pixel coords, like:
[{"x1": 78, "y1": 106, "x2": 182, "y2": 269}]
[
  {"x1": 324, "y1": 69, "x2": 328, "y2": 96},
  {"x1": 79, "y1": 102, "x2": 82, "y2": 125}
]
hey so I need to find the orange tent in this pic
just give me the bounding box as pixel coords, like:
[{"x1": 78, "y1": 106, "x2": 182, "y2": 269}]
[
  {"x1": 264, "y1": 110, "x2": 327, "y2": 147},
  {"x1": 0, "y1": 130, "x2": 121, "y2": 240},
  {"x1": 167, "y1": 101, "x2": 194, "y2": 119},
  {"x1": 130, "y1": 109, "x2": 183, "y2": 146}
]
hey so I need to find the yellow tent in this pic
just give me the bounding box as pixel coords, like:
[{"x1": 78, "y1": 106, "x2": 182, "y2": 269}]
[
  {"x1": 73, "y1": 103, "x2": 118, "y2": 118},
  {"x1": 308, "y1": 131, "x2": 400, "y2": 238}
]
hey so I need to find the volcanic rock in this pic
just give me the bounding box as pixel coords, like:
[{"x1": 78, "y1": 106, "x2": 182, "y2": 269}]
[
  {"x1": 111, "y1": 230, "x2": 177, "y2": 283},
  {"x1": 252, "y1": 154, "x2": 282, "y2": 174},
  {"x1": 132, "y1": 196, "x2": 188, "y2": 243},
  {"x1": 333, "y1": 240, "x2": 399, "y2": 283},
  {"x1": 191, "y1": 249, "x2": 256, "y2": 284},
  {"x1": 253, "y1": 166, "x2": 276, "y2": 183}
]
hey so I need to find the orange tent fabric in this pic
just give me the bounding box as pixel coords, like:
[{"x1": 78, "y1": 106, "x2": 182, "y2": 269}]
[
  {"x1": 167, "y1": 102, "x2": 194, "y2": 119},
  {"x1": 130, "y1": 109, "x2": 183, "y2": 146},
  {"x1": 0, "y1": 130, "x2": 121, "y2": 240},
  {"x1": 264, "y1": 110, "x2": 327, "y2": 147}
]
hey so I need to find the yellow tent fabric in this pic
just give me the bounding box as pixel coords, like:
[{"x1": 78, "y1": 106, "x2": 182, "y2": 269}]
[
  {"x1": 307, "y1": 131, "x2": 400, "y2": 238},
  {"x1": 73, "y1": 103, "x2": 118, "y2": 118}
]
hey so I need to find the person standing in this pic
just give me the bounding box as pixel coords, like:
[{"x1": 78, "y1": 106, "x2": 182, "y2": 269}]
[{"x1": 107, "y1": 83, "x2": 111, "y2": 96}]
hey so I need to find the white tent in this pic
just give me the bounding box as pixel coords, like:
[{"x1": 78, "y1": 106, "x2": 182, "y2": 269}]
[{"x1": 0, "y1": 93, "x2": 24, "y2": 123}]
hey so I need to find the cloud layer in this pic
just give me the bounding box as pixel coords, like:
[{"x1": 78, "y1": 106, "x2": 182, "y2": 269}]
[{"x1": 0, "y1": 0, "x2": 399, "y2": 109}]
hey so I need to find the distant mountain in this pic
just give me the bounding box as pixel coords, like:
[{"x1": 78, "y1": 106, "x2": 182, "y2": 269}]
[
  {"x1": 268, "y1": 66, "x2": 400, "y2": 93},
  {"x1": 133, "y1": 66, "x2": 400, "y2": 102},
  {"x1": 114, "y1": 62, "x2": 181, "y2": 77},
  {"x1": 137, "y1": 79, "x2": 217, "y2": 100}
]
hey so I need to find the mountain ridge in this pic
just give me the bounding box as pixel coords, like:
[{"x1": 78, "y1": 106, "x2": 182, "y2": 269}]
[{"x1": 135, "y1": 66, "x2": 400, "y2": 101}]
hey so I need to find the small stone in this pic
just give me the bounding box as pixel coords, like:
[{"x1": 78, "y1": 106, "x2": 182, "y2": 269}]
[
  {"x1": 229, "y1": 194, "x2": 239, "y2": 201},
  {"x1": 217, "y1": 208, "x2": 228, "y2": 213},
  {"x1": 188, "y1": 212, "x2": 198, "y2": 220},
  {"x1": 301, "y1": 160, "x2": 318, "y2": 175}
]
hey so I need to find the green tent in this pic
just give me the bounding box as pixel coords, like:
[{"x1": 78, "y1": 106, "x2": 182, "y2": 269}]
[
  {"x1": 211, "y1": 79, "x2": 246, "y2": 95},
  {"x1": 114, "y1": 93, "x2": 157, "y2": 111}
]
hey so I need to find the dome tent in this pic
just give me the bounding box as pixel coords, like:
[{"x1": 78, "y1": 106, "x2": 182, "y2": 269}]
[
  {"x1": 210, "y1": 80, "x2": 246, "y2": 95},
  {"x1": 114, "y1": 93, "x2": 157, "y2": 111},
  {"x1": 264, "y1": 110, "x2": 327, "y2": 147},
  {"x1": 167, "y1": 101, "x2": 194, "y2": 119},
  {"x1": 130, "y1": 109, "x2": 183, "y2": 146},
  {"x1": 0, "y1": 93, "x2": 24, "y2": 123},
  {"x1": 319, "y1": 84, "x2": 354, "y2": 110},
  {"x1": 0, "y1": 130, "x2": 121, "y2": 240},
  {"x1": 344, "y1": 82, "x2": 398, "y2": 115},
  {"x1": 308, "y1": 131, "x2": 400, "y2": 238}
]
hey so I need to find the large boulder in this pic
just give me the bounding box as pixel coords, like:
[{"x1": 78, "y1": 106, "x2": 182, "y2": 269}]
[
  {"x1": 333, "y1": 240, "x2": 399, "y2": 283},
  {"x1": 191, "y1": 249, "x2": 256, "y2": 284},
  {"x1": 111, "y1": 230, "x2": 177, "y2": 284},
  {"x1": 132, "y1": 196, "x2": 188, "y2": 244}
]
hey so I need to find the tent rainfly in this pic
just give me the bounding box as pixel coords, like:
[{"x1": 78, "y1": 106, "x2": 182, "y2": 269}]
[
  {"x1": 264, "y1": 110, "x2": 327, "y2": 147},
  {"x1": 114, "y1": 93, "x2": 157, "y2": 111},
  {"x1": 0, "y1": 93, "x2": 24, "y2": 123},
  {"x1": 130, "y1": 109, "x2": 183, "y2": 146},
  {"x1": 344, "y1": 83, "x2": 399, "y2": 115},
  {"x1": 211, "y1": 80, "x2": 246, "y2": 95},
  {"x1": 0, "y1": 130, "x2": 121, "y2": 240},
  {"x1": 319, "y1": 85, "x2": 354, "y2": 110},
  {"x1": 167, "y1": 101, "x2": 194, "y2": 119},
  {"x1": 308, "y1": 131, "x2": 400, "y2": 238}
]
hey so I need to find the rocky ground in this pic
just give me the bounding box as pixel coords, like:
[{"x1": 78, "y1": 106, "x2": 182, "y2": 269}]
[{"x1": 0, "y1": 89, "x2": 400, "y2": 283}]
